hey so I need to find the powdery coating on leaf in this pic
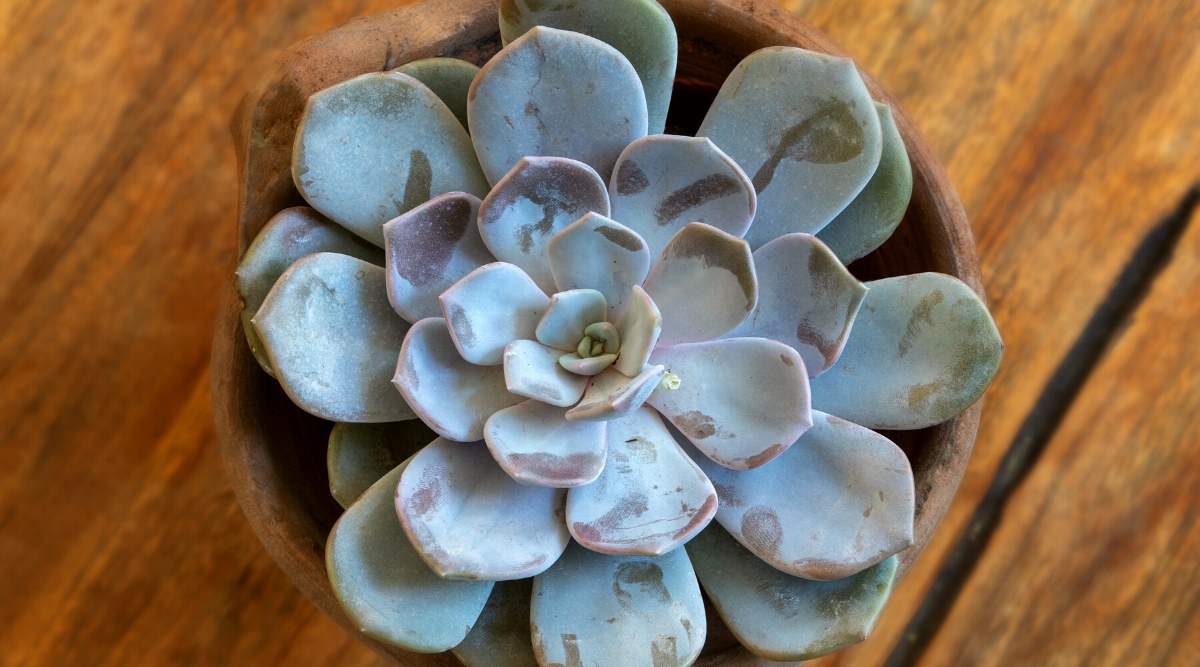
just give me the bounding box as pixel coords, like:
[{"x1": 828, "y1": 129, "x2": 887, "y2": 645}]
[
  {"x1": 394, "y1": 58, "x2": 480, "y2": 132},
  {"x1": 817, "y1": 102, "x2": 913, "y2": 264},
  {"x1": 452, "y1": 578, "x2": 539, "y2": 667},
  {"x1": 326, "y1": 459, "x2": 493, "y2": 652},
  {"x1": 394, "y1": 317, "x2": 525, "y2": 441},
  {"x1": 236, "y1": 206, "x2": 383, "y2": 376},
  {"x1": 253, "y1": 253, "x2": 415, "y2": 423},
  {"x1": 531, "y1": 541, "x2": 705, "y2": 667},
  {"x1": 642, "y1": 223, "x2": 757, "y2": 346},
  {"x1": 726, "y1": 233, "x2": 868, "y2": 377},
  {"x1": 536, "y1": 289, "x2": 609, "y2": 351},
  {"x1": 686, "y1": 523, "x2": 897, "y2": 661},
  {"x1": 648, "y1": 338, "x2": 812, "y2": 470},
  {"x1": 566, "y1": 407, "x2": 717, "y2": 555},
  {"x1": 485, "y1": 399, "x2": 608, "y2": 487},
  {"x1": 609, "y1": 135, "x2": 756, "y2": 259},
  {"x1": 614, "y1": 285, "x2": 663, "y2": 376},
  {"x1": 498, "y1": 0, "x2": 677, "y2": 134},
  {"x1": 468, "y1": 26, "x2": 648, "y2": 185},
  {"x1": 439, "y1": 262, "x2": 550, "y2": 365},
  {"x1": 327, "y1": 421, "x2": 435, "y2": 508},
  {"x1": 565, "y1": 365, "x2": 665, "y2": 422},
  {"x1": 383, "y1": 192, "x2": 495, "y2": 323},
  {"x1": 809, "y1": 273, "x2": 1004, "y2": 430},
  {"x1": 293, "y1": 71, "x2": 489, "y2": 246},
  {"x1": 548, "y1": 213, "x2": 652, "y2": 322},
  {"x1": 397, "y1": 437, "x2": 570, "y2": 581},
  {"x1": 698, "y1": 47, "x2": 882, "y2": 247},
  {"x1": 503, "y1": 339, "x2": 588, "y2": 406},
  {"x1": 679, "y1": 411, "x2": 914, "y2": 580},
  {"x1": 478, "y1": 156, "x2": 610, "y2": 293}
]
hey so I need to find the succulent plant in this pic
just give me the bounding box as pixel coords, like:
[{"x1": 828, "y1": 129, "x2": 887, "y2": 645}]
[{"x1": 235, "y1": 1, "x2": 1003, "y2": 665}]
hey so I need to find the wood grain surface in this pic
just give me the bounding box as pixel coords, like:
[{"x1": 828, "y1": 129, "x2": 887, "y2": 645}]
[{"x1": 1, "y1": 1, "x2": 1197, "y2": 666}]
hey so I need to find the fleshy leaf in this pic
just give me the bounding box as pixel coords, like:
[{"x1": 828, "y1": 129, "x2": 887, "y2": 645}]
[
  {"x1": 468, "y1": 26, "x2": 648, "y2": 185},
  {"x1": 648, "y1": 338, "x2": 811, "y2": 470},
  {"x1": 610, "y1": 135, "x2": 756, "y2": 259},
  {"x1": 294, "y1": 72, "x2": 489, "y2": 246},
  {"x1": 394, "y1": 57, "x2": 480, "y2": 132},
  {"x1": 397, "y1": 437, "x2": 570, "y2": 580},
  {"x1": 565, "y1": 365, "x2": 665, "y2": 423},
  {"x1": 548, "y1": 213, "x2": 651, "y2": 322},
  {"x1": 809, "y1": 273, "x2": 1003, "y2": 430},
  {"x1": 726, "y1": 233, "x2": 868, "y2": 378},
  {"x1": 566, "y1": 407, "x2": 717, "y2": 555},
  {"x1": 557, "y1": 353, "x2": 617, "y2": 376},
  {"x1": 394, "y1": 317, "x2": 525, "y2": 441},
  {"x1": 478, "y1": 157, "x2": 610, "y2": 293},
  {"x1": 498, "y1": 0, "x2": 677, "y2": 135},
  {"x1": 687, "y1": 523, "x2": 898, "y2": 661},
  {"x1": 326, "y1": 458, "x2": 493, "y2": 652},
  {"x1": 485, "y1": 399, "x2": 607, "y2": 488},
  {"x1": 253, "y1": 253, "x2": 415, "y2": 423},
  {"x1": 503, "y1": 339, "x2": 588, "y2": 407},
  {"x1": 817, "y1": 102, "x2": 913, "y2": 264},
  {"x1": 531, "y1": 542, "x2": 705, "y2": 667},
  {"x1": 383, "y1": 192, "x2": 495, "y2": 323},
  {"x1": 452, "y1": 578, "x2": 538, "y2": 667},
  {"x1": 236, "y1": 207, "x2": 384, "y2": 376},
  {"x1": 614, "y1": 285, "x2": 662, "y2": 377},
  {"x1": 536, "y1": 289, "x2": 608, "y2": 351},
  {"x1": 327, "y1": 421, "x2": 436, "y2": 508},
  {"x1": 681, "y1": 411, "x2": 914, "y2": 579},
  {"x1": 698, "y1": 47, "x2": 883, "y2": 247},
  {"x1": 439, "y1": 262, "x2": 550, "y2": 365},
  {"x1": 642, "y1": 223, "x2": 757, "y2": 346}
]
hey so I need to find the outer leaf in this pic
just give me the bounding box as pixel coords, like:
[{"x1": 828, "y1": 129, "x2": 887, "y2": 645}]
[
  {"x1": 327, "y1": 421, "x2": 436, "y2": 508},
  {"x1": 452, "y1": 579, "x2": 539, "y2": 667},
  {"x1": 394, "y1": 57, "x2": 480, "y2": 132},
  {"x1": 485, "y1": 400, "x2": 608, "y2": 488},
  {"x1": 531, "y1": 542, "x2": 706, "y2": 667},
  {"x1": 547, "y1": 213, "x2": 651, "y2": 322},
  {"x1": 809, "y1": 273, "x2": 1003, "y2": 429},
  {"x1": 293, "y1": 72, "x2": 489, "y2": 246},
  {"x1": 326, "y1": 459, "x2": 493, "y2": 652}
]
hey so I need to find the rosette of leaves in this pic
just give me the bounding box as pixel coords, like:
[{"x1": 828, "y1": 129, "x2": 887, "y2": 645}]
[{"x1": 235, "y1": 1, "x2": 1003, "y2": 665}]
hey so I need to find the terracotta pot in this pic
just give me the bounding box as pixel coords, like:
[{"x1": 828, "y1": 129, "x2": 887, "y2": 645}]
[{"x1": 212, "y1": 0, "x2": 985, "y2": 664}]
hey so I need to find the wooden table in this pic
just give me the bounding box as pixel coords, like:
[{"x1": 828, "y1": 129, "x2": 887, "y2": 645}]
[{"x1": 2, "y1": 0, "x2": 1197, "y2": 665}]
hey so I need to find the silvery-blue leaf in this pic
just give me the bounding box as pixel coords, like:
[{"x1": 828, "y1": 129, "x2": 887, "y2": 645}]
[
  {"x1": 536, "y1": 289, "x2": 609, "y2": 351},
  {"x1": 485, "y1": 399, "x2": 608, "y2": 488},
  {"x1": 383, "y1": 192, "x2": 495, "y2": 323},
  {"x1": 725, "y1": 233, "x2": 868, "y2": 378},
  {"x1": 294, "y1": 71, "x2": 490, "y2": 246},
  {"x1": 817, "y1": 102, "x2": 913, "y2": 264},
  {"x1": 397, "y1": 437, "x2": 569, "y2": 581},
  {"x1": 680, "y1": 411, "x2": 913, "y2": 580},
  {"x1": 547, "y1": 213, "x2": 652, "y2": 322},
  {"x1": 610, "y1": 135, "x2": 755, "y2": 260},
  {"x1": 394, "y1": 317, "x2": 525, "y2": 441},
  {"x1": 687, "y1": 523, "x2": 898, "y2": 661},
  {"x1": 394, "y1": 57, "x2": 480, "y2": 132},
  {"x1": 565, "y1": 365, "x2": 665, "y2": 423},
  {"x1": 567, "y1": 407, "x2": 716, "y2": 555},
  {"x1": 809, "y1": 273, "x2": 1003, "y2": 430},
  {"x1": 326, "y1": 458, "x2": 493, "y2": 652},
  {"x1": 440, "y1": 262, "x2": 551, "y2": 365},
  {"x1": 648, "y1": 338, "x2": 810, "y2": 470},
  {"x1": 614, "y1": 286, "x2": 662, "y2": 377},
  {"x1": 327, "y1": 421, "x2": 436, "y2": 508},
  {"x1": 252, "y1": 253, "x2": 415, "y2": 423},
  {"x1": 642, "y1": 223, "x2": 757, "y2": 346},
  {"x1": 452, "y1": 578, "x2": 539, "y2": 667},
  {"x1": 468, "y1": 26, "x2": 648, "y2": 185},
  {"x1": 499, "y1": 0, "x2": 677, "y2": 134},
  {"x1": 503, "y1": 339, "x2": 588, "y2": 407},
  {"x1": 237, "y1": 206, "x2": 383, "y2": 376},
  {"x1": 698, "y1": 47, "x2": 882, "y2": 247},
  {"x1": 478, "y1": 157, "x2": 610, "y2": 293}
]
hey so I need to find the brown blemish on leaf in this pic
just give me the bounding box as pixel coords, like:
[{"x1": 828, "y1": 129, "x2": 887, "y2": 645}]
[
  {"x1": 400, "y1": 149, "x2": 432, "y2": 213},
  {"x1": 616, "y1": 159, "x2": 650, "y2": 195},
  {"x1": 752, "y1": 98, "x2": 865, "y2": 193},
  {"x1": 672, "y1": 493, "x2": 717, "y2": 540},
  {"x1": 742, "y1": 443, "x2": 785, "y2": 469},
  {"x1": 713, "y1": 483, "x2": 746, "y2": 509},
  {"x1": 863, "y1": 505, "x2": 872, "y2": 518},
  {"x1": 446, "y1": 303, "x2": 477, "y2": 348},
  {"x1": 481, "y1": 159, "x2": 606, "y2": 253},
  {"x1": 612, "y1": 561, "x2": 671, "y2": 611},
  {"x1": 508, "y1": 451, "x2": 603, "y2": 484},
  {"x1": 666, "y1": 225, "x2": 756, "y2": 308},
  {"x1": 557, "y1": 633, "x2": 584, "y2": 667},
  {"x1": 675, "y1": 410, "x2": 717, "y2": 439},
  {"x1": 879, "y1": 491, "x2": 885, "y2": 502},
  {"x1": 898, "y1": 289, "x2": 943, "y2": 357},
  {"x1": 741, "y1": 505, "x2": 782, "y2": 556},
  {"x1": 574, "y1": 493, "x2": 650, "y2": 546},
  {"x1": 594, "y1": 224, "x2": 643, "y2": 252},
  {"x1": 653, "y1": 173, "x2": 741, "y2": 226},
  {"x1": 650, "y1": 636, "x2": 680, "y2": 667},
  {"x1": 408, "y1": 470, "x2": 442, "y2": 516},
  {"x1": 388, "y1": 196, "x2": 472, "y2": 288},
  {"x1": 780, "y1": 353, "x2": 795, "y2": 367}
]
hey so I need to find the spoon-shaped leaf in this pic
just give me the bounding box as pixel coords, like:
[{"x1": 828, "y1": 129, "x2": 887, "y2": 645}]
[
  {"x1": 565, "y1": 365, "x2": 665, "y2": 423},
  {"x1": 394, "y1": 58, "x2": 480, "y2": 132},
  {"x1": 327, "y1": 421, "x2": 436, "y2": 508},
  {"x1": 548, "y1": 213, "x2": 652, "y2": 322},
  {"x1": 536, "y1": 289, "x2": 609, "y2": 351},
  {"x1": 440, "y1": 262, "x2": 550, "y2": 365},
  {"x1": 485, "y1": 399, "x2": 608, "y2": 488},
  {"x1": 503, "y1": 340, "x2": 589, "y2": 407}
]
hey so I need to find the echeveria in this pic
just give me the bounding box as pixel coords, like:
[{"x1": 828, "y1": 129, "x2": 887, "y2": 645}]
[{"x1": 241, "y1": 1, "x2": 1003, "y2": 664}]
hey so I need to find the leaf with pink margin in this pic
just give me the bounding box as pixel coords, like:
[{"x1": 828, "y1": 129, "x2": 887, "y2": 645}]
[
  {"x1": 394, "y1": 318, "x2": 525, "y2": 441},
  {"x1": 648, "y1": 338, "x2": 811, "y2": 470},
  {"x1": 547, "y1": 213, "x2": 651, "y2": 322},
  {"x1": 397, "y1": 437, "x2": 570, "y2": 581},
  {"x1": 725, "y1": 233, "x2": 868, "y2": 378},
  {"x1": 641, "y1": 223, "x2": 757, "y2": 346},
  {"x1": 503, "y1": 340, "x2": 588, "y2": 407},
  {"x1": 485, "y1": 400, "x2": 607, "y2": 488},
  {"x1": 566, "y1": 407, "x2": 717, "y2": 555},
  {"x1": 440, "y1": 262, "x2": 550, "y2": 365},
  {"x1": 565, "y1": 365, "x2": 665, "y2": 423}
]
